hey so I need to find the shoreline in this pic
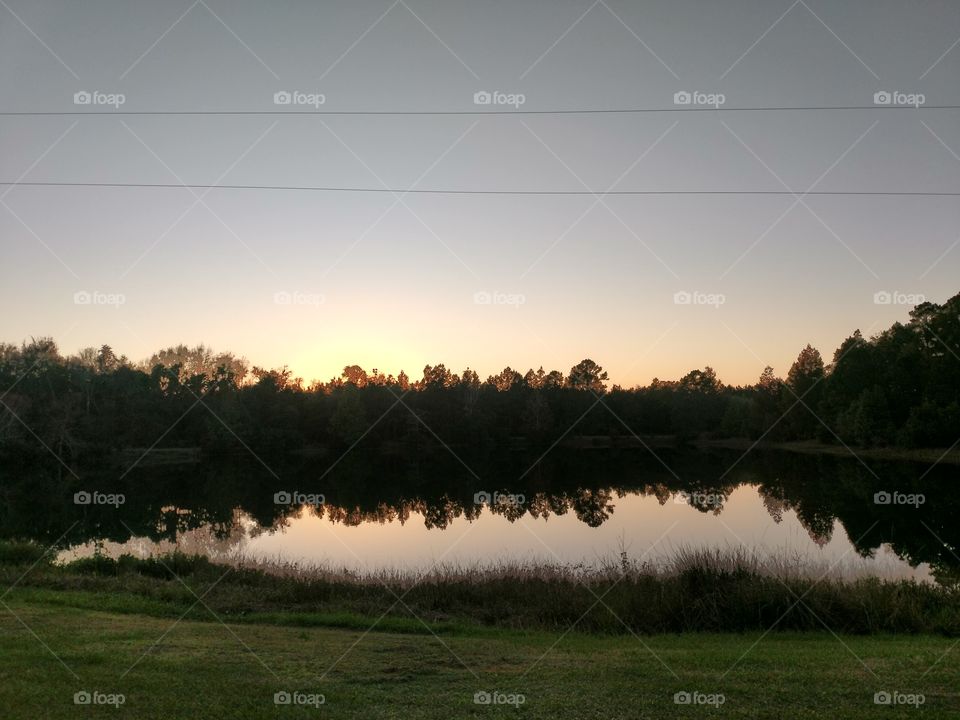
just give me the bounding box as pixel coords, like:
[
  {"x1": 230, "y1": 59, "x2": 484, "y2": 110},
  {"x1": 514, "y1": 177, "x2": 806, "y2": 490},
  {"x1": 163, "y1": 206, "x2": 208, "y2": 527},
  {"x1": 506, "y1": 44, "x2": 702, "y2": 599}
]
[
  {"x1": 99, "y1": 438, "x2": 960, "y2": 466},
  {"x1": 4, "y1": 543, "x2": 956, "y2": 637},
  {"x1": 695, "y1": 438, "x2": 960, "y2": 465}
]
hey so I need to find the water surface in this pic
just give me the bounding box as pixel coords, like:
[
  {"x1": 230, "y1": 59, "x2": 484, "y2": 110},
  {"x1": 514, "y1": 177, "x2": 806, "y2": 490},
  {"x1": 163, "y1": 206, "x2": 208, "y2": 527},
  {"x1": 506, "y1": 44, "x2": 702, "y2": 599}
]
[{"x1": 4, "y1": 448, "x2": 951, "y2": 581}]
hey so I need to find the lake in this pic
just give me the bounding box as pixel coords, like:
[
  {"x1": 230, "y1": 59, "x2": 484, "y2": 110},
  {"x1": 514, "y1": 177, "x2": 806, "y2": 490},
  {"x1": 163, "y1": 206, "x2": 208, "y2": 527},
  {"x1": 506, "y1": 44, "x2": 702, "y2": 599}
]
[{"x1": 4, "y1": 447, "x2": 953, "y2": 582}]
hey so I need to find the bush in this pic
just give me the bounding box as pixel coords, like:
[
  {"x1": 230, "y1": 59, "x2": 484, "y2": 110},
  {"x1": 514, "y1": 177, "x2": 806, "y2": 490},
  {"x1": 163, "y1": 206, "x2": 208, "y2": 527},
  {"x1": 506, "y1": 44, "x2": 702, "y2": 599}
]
[{"x1": 0, "y1": 540, "x2": 51, "y2": 566}]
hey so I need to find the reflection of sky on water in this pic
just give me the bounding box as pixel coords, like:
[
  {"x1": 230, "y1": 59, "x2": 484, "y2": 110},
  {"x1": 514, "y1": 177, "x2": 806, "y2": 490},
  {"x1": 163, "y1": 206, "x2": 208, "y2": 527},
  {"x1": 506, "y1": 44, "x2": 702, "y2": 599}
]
[{"x1": 65, "y1": 486, "x2": 930, "y2": 581}]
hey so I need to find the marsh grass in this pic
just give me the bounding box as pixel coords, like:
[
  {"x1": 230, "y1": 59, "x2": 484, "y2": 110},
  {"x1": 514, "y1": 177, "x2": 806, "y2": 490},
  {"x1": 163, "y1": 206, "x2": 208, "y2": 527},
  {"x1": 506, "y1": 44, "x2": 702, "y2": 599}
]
[{"x1": 3, "y1": 540, "x2": 957, "y2": 635}]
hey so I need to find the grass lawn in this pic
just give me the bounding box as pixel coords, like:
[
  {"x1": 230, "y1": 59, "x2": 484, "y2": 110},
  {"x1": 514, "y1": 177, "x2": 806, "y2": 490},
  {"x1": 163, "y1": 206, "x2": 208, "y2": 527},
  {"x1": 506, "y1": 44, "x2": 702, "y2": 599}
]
[{"x1": 0, "y1": 589, "x2": 957, "y2": 718}]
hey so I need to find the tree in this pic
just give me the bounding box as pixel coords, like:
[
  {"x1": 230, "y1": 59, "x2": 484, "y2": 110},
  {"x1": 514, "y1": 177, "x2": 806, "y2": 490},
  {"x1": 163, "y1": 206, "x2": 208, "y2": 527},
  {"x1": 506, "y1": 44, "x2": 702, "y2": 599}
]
[
  {"x1": 787, "y1": 345, "x2": 824, "y2": 396},
  {"x1": 251, "y1": 366, "x2": 292, "y2": 392},
  {"x1": 542, "y1": 370, "x2": 565, "y2": 388},
  {"x1": 750, "y1": 366, "x2": 783, "y2": 438},
  {"x1": 341, "y1": 365, "x2": 368, "y2": 387},
  {"x1": 785, "y1": 345, "x2": 825, "y2": 439},
  {"x1": 490, "y1": 367, "x2": 523, "y2": 392},
  {"x1": 145, "y1": 344, "x2": 247, "y2": 385},
  {"x1": 758, "y1": 366, "x2": 779, "y2": 395},
  {"x1": 460, "y1": 368, "x2": 481, "y2": 388},
  {"x1": 420, "y1": 364, "x2": 457, "y2": 390},
  {"x1": 96, "y1": 345, "x2": 119, "y2": 374},
  {"x1": 330, "y1": 387, "x2": 368, "y2": 443},
  {"x1": 566, "y1": 359, "x2": 608, "y2": 393},
  {"x1": 679, "y1": 367, "x2": 721, "y2": 394}
]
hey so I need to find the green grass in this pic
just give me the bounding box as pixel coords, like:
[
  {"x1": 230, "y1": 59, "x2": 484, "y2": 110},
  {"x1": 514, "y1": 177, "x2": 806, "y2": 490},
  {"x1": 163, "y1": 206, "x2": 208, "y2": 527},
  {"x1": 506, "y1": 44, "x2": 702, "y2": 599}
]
[
  {"x1": 2, "y1": 542, "x2": 957, "y2": 716},
  {"x1": 0, "y1": 590, "x2": 958, "y2": 719}
]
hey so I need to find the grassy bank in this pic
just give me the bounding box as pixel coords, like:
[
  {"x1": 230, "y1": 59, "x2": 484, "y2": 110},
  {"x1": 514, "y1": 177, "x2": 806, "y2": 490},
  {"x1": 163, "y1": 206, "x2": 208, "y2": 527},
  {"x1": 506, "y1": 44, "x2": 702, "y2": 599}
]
[
  {"x1": 1, "y1": 593, "x2": 958, "y2": 719},
  {"x1": 3, "y1": 542, "x2": 958, "y2": 636}
]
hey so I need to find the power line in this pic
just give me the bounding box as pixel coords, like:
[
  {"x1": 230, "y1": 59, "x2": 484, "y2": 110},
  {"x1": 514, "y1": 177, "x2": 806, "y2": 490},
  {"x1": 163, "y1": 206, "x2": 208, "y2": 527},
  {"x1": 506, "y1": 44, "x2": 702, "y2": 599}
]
[
  {"x1": 0, "y1": 105, "x2": 958, "y2": 116},
  {"x1": 1, "y1": 181, "x2": 958, "y2": 196}
]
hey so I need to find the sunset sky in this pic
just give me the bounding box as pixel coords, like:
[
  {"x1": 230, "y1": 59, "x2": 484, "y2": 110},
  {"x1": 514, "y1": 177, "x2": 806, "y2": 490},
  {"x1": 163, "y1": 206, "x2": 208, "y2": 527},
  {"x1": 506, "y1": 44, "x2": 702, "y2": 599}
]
[{"x1": 2, "y1": 0, "x2": 958, "y2": 386}]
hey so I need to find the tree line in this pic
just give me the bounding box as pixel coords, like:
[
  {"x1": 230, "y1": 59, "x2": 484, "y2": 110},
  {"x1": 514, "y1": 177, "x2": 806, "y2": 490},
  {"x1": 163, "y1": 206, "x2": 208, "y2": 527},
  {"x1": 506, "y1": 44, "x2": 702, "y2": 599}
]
[{"x1": 1, "y1": 291, "x2": 957, "y2": 457}]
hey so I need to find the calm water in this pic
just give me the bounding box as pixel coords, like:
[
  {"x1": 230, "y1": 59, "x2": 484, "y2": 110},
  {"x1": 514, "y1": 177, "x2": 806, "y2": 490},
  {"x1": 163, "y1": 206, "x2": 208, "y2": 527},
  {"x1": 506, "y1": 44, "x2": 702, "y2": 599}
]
[{"x1": 4, "y1": 448, "x2": 954, "y2": 581}]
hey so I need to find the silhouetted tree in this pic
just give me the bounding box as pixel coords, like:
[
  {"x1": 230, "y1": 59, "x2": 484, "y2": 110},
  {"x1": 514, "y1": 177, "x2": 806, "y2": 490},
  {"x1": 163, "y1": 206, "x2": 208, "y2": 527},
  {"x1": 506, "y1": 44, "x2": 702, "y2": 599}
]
[
  {"x1": 784, "y1": 344, "x2": 825, "y2": 439},
  {"x1": 567, "y1": 359, "x2": 608, "y2": 393}
]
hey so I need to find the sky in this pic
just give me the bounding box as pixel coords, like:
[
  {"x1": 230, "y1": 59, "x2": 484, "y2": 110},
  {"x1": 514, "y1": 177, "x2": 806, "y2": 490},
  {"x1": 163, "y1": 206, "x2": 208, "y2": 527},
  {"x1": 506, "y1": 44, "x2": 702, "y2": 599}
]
[{"x1": 1, "y1": 0, "x2": 958, "y2": 387}]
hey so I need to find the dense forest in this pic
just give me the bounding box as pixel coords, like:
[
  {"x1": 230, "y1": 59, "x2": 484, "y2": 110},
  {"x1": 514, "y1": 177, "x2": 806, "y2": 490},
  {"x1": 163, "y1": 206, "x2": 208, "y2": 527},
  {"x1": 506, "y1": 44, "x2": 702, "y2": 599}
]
[{"x1": 1, "y1": 292, "x2": 958, "y2": 458}]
